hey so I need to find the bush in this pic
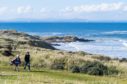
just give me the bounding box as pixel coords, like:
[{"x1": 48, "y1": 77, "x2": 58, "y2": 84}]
[
  {"x1": 31, "y1": 58, "x2": 47, "y2": 68},
  {"x1": 108, "y1": 66, "x2": 119, "y2": 75},
  {"x1": 18, "y1": 41, "x2": 27, "y2": 45},
  {"x1": 80, "y1": 61, "x2": 108, "y2": 76},
  {"x1": 51, "y1": 63, "x2": 65, "y2": 70},
  {"x1": 78, "y1": 51, "x2": 87, "y2": 56},
  {"x1": 2, "y1": 50, "x2": 12, "y2": 56},
  {"x1": 70, "y1": 66, "x2": 80, "y2": 73},
  {"x1": 119, "y1": 58, "x2": 127, "y2": 62},
  {"x1": 92, "y1": 56, "x2": 111, "y2": 61}
]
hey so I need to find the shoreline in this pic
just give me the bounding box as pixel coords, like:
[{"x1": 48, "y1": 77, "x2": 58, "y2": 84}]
[
  {"x1": 50, "y1": 37, "x2": 127, "y2": 59},
  {"x1": 0, "y1": 30, "x2": 126, "y2": 59}
]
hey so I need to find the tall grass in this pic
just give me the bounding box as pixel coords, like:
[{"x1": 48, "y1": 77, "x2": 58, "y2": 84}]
[{"x1": 1, "y1": 46, "x2": 127, "y2": 83}]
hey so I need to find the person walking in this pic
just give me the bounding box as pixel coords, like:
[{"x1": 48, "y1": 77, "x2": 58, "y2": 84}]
[
  {"x1": 11, "y1": 55, "x2": 21, "y2": 72},
  {"x1": 24, "y1": 52, "x2": 31, "y2": 71}
]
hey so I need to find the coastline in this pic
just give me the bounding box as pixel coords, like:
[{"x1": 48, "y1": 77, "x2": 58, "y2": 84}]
[
  {"x1": 0, "y1": 29, "x2": 126, "y2": 58},
  {"x1": 51, "y1": 37, "x2": 127, "y2": 58},
  {"x1": 0, "y1": 30, "x2": 127, "y2": 84}
]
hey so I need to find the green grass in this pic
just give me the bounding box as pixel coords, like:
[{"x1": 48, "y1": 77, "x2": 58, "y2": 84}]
[{"x1": 0, "y1": 66, "x2": 127, "y2": 84}]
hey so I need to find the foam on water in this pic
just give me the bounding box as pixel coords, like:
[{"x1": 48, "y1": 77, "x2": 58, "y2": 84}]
[
  {"x1": 53, "y1": 39, "x2": 127, "y2": 58},
  {"x1": 102, "y1": 31, "x2": 127, "y2": 35}
]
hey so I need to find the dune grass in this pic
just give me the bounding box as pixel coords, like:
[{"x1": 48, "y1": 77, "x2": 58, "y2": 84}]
[{"x1": 1, "y1": 46, "x2": 127, "y2": 84}]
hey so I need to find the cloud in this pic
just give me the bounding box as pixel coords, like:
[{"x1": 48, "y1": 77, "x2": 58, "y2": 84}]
[
  {"x1": 0, "y1": 7, "x2": 8, "y2": 15},
  {"x1": 1, "y1": 2, "x2": 127, "y2": 21},
  {"x1": 40, "y1": 8, "x2": 46, "y2": 13},
  {"x1": 62, "y1": 2, "x2": 127, "y2": 13},
  {"x1": 123, "y1": 6, "x2": 127, "y2": 11},
  {"x1": 17, "y1": 6, "x2": 33, "y2": 14}
]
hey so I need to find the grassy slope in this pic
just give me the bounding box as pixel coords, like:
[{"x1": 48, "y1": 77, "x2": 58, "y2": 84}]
[
  {"x1": 0, "y1": 46, "x2": 127, "y2": 84},
  {"x1": 0, "y1": 31, "x2": 127, "y2": 84},
  {"x1": 0, "y1": 66, "x2": 127, "y2": 84},
  {"x1": 1, "y1": 46, "x2": 127, "y2": 84}
]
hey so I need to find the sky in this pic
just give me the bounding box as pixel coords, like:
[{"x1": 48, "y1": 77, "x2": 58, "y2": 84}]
[{"x1": 0, "y1": 0, "x2": 127, "y2": 22}]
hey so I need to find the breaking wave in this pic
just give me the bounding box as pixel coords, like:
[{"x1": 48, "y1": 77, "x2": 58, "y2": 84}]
[
  {"x1": 102, "y1": 31, "x2": 127, "y2": 35},
  {"x1": 53, "y1": 39, "x2": 127, "y2": 58}
]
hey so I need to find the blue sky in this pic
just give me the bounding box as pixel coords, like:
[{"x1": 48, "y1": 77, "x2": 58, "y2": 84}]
[{"x1": 0, "y1": 0, "x2": 127, "y2": 21}]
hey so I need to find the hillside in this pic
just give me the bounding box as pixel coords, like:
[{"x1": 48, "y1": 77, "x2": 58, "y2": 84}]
[
  {"x1": 0, "y1": 30, "x2": 127, "y2": 84},
  {"x1": 0, "y1": 30, "x2": 55, "y2": 53}
]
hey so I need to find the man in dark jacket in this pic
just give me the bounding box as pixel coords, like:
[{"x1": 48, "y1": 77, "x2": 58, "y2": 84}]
[{"x1": 24, "y1": 52, "x2": 30, "y2": 71}]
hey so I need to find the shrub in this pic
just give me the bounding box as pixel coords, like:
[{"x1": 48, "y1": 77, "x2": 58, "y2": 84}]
[
  {"x1": 78, "y1": 51, "x2": 87, "y2": 56},
  {"x1": 119, "y1": 58, "x2": 127, "y2": 62},
  {"x1": 92, "y1": 56, "x2": 111, "y2": 61},
  {"x1": 80, "y1": 61, "x2": 118, "y2": 76},
  {"x1": 108, "y1": 66, "x2": 119, "y2": 75},
  {"x1": 80, "y1": 61, "x2": 108, "y2": 75},
  {"x1": 113, "y1": 58, "x2": 119, "y2": 61},
  {"x1": 70, "y1": 66, "x2": 80, "y2": 73},
  {"x1": 2, "y1": 50, "x2": 12, "y2": 56},
  {"x1": 51, "y1": 63, "x2": 65, "y2": 70},
  {"x1": 18, "y1": 41, "x2": 27, "y2": 45},
  {"x1": 31, "y1": 58, "x2": 47, "y2": 68}
]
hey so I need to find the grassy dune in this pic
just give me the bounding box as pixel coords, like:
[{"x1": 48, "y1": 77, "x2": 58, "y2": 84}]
[
  {"x1": 0, "y1": 30, "x2": 127, "y2": 84},
  {"x1": 1, "y1": 46, "x2": 127, "y2": 84}
]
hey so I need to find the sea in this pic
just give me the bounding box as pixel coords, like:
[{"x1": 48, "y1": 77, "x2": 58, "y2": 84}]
[{"x1": 0, "y1": 22, "x2": 127, "y2": 58}]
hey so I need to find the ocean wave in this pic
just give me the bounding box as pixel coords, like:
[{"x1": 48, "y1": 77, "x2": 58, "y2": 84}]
[
  {"x1": 53, "y1": 39, "x2": 127, "y2": 58},
  {"x1": 118, "y1": 39, "x2": 127, "y2": 47},
  {"x1": 102, "y1": 31, "x2": 127, "y2": 35}
]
